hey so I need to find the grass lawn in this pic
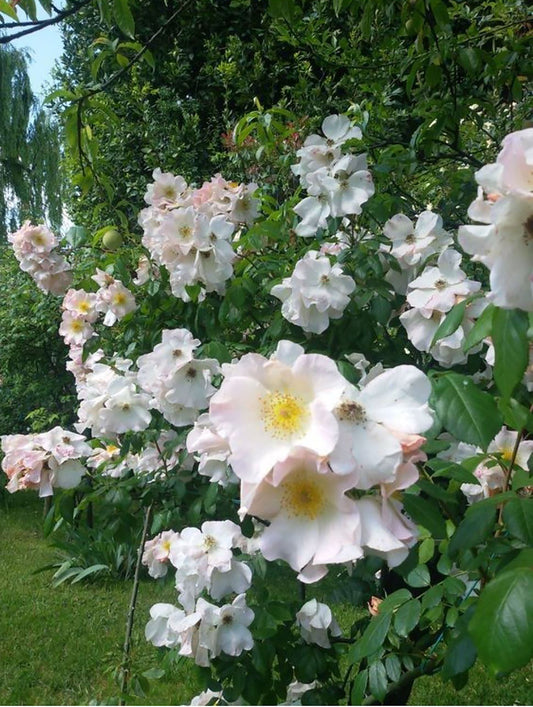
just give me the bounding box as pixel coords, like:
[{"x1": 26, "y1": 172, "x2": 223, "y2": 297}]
[{"x1": 1, "y1": 492, "x2": 531, "y2": 705}]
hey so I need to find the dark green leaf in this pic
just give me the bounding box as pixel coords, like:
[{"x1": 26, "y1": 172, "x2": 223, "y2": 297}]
[
  {"x1": 493, "y1": 308, "x2": 529, "y2": 399},
  {"x1": 448, "y1": 503, "x2": 496, "y2": 559},
  {"x1": 65, "y1": 225, "x2": 89, "y2": 248},
  {"x1": 350, "y1": 669, "x2": 368, "y2": 705},
  {"x1": 431, "y1": 299, "x2": 468, "y2": 346},
  {"x1": 463, "y1": 303, "x2": 494, "y2": 351},
  {"x1": 403, "y1": 493, "x2": 447, "y2": 538},
  {"x1": 503, "y1": 499, "x2": 533, "y2": 545},
  {"x1": 368, "y1": 661, "x2": 388, "y2": 702},
  {"x1": 469, "y1": 567, "x2": 533, "y2": 674},
  {"x1": 499, "y1": 398, "x2": 533, "y2": 434},
  {"x1": 394, "y1": 599, "x2": 421, "y2": 636},
  {"x1": 350, "y1": 611, "x2": 391, "y2": 662},
  {"x1": 378, "y1": 589, "x2": 412, "y2": 613},
  {"x1": 431, "y1": 373, "x2": 502, "y2": 450},
  {"x1": 406, "y1": 565, "x2": 430, "y2": 588},
  {"x1": 113, "y1": 0, "x2": 135, "y2": 38},
  {"x1": 427, "y1": 458, "x2": 477, "y2": 484},
  {"x1": 441, "y1": 631, "x2": 477, "y2": 679},
  {"x1": 385, "y1": 654, "x2": 401, "y2": 683}
]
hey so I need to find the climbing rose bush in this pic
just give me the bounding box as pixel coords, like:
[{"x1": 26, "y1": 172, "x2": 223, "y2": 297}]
[{"x1": 2, "y1": 117, "x2": 533, "y2": 705}]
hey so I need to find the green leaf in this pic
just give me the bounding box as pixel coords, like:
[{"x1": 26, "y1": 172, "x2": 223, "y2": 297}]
[
  {"x1": 142, "y1": 668, "x2": 165, "y2": 680},
  {"x1": 463, "y1": 303, "x2": 495, "y2": 351},
  {"x1": 65, "y1": 225, "x2": 89, "y2": 248},
  {"x1": 448, "y1": 503, "x2": 496, "y2": 559},
  {"x1": 469, "y1": 567, "x2": 533, "y2": 674},
  {"x1": 492, "y1": 308, "x2": 529, "y2": 400},
  {"x1": 113, "y1": 0, "x2": 135, "y2": 38},
  {"x1": 419, "y1": 537, "x2": 435, "y2": 564},
  {"x1": 503, "y1": 499, "x2": 533, "y2": 545},
  {"x1": 368, "y1": 661, "x2": 388, "y2": 702},
  {"x1": 70, "y1": 564, "x2": 109, "y2": 583},
  {"x1": 0, "y1": 0, "x2": 19, "y2": 20},
  {"x1": 403, "y1": 493, "x2": 447, "y2": 538},
  {"x1": 441, "y1": 631, "x2": 477, "y2": 679},
  {"x1": 431, "y1": 373, "x2": 502, "y2": 450},
  {"x1": 350, "y1": 611, "x2": 391, "y2": 662},
  {"x1": 406, "y1": 565, "x2": 430, "y2": 588},
  {"x1": 501, "y1": 548, "x2": 533, "y2": 572},
  {"x1": 458, "y1": 47, "x2": 482, "y2": 75},
  {"x1": 394, "y1": 599, "x2": 421, "y2": 636},
  {"x1": 200, "y1": 341, "x2": 232, "y2": 364},
  {"x1": 499, "y1": 398, "x2": 533, "y2": 434},
  {"x1": 429, "y1": 0, "x2": 450, "y2": 28},
  {"x1": 427, "y1": 458, "x2": 477, "y2": 484},
  {"x1": 431, "y1": 299, "x2": 468, "y2": 346},
  {"x1": 350, "y1": 669, "x2": 368, "y2": 705},
  {"x1": 378, "y1": 589, "x2": 412, "y2": 613},
  {"x1": 268, "y1": 0, "x2": 297, "y2": 22},
  {"x1": 385, "y1": 654, "x2": 401, "y2": 683}
]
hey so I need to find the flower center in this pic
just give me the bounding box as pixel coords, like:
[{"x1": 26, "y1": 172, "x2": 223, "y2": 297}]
[
  {"x1": 405, "y1": 234, "x2": 416, "y2": 244},
  {"x1": 336, "y1": 401, "x2": 366, "y2": 423},
  {"x1": 281, "y1": 474, "x2": 325, "y2": 519},
  {"x1": 33, "y1": 233, "x2": 46, "y2": 246},
  {"x1": 501, "y1": 447, "x2": 513, "y2": 462},
  {"x1": 78, "y1": 301, "x2": 91, "y2": 314},
  {"x1": 204, "y1": 535, "x2": 217, "y2": 551},
  {"x1": 260, "y1": 391, "x2": 308, "y2": 439},
  {"x1": 434, "y1": 278, "x2": 447, "y2": 290},
  {"x1": 113, "y1": 292, "x2": 127, "y2": 306},
  {"x1": 71, "y1": 320, "x2": 84, "y2": 333},
  {"x1": 523, "y1": 214, "x2": 533, "y2": 244},
  {"x1": 179, "y1": 225, "x2": 192, "y2": 240}
]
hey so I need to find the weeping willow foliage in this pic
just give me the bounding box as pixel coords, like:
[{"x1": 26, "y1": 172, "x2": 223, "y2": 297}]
[{"x1": 0, "y1": 45, "x2": 63, "y2": 240}]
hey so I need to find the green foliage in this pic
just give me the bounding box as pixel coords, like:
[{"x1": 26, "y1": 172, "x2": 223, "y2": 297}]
[
  {"x1": 469, "y1": 566, "x2": 533, "y2": 674},
  {"x1": 0, "y1": 247, "x2": 76, "y2": 434},
  {"x1": 1, "y1": 1, "x2": 532, "y2": 704}
]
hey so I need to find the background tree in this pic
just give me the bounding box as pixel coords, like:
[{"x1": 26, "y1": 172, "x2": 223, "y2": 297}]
[
  {"x1": 0, "y1": 45, "x2": 63, "y2": 239},
  {"x1": 44, "y1": 0, "x2": 531, "y2": 237}
]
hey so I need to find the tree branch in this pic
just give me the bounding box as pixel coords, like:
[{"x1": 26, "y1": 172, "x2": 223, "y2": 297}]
[
  {"x1": 0, "y1": 0, "x2": 92, "y2": 43},
  {"x1": 72, "y1": 0, "x2": 194, "y2": 104}
]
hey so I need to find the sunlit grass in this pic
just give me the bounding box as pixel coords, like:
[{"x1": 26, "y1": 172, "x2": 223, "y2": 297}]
[
  {"x1": 0, "y1": 493, "x2": 199, "y2": 706},
  {"x1": 1, "y1": 492, "x2": 531, "y2": 705}
]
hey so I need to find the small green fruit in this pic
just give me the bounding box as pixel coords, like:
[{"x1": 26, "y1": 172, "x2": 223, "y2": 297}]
[
  {"x1": 405, "y1": 18, "x2": 416, "y2": 34},
  {"x1": 102, "y1": 229, "x2": 123, "y2": 250}
]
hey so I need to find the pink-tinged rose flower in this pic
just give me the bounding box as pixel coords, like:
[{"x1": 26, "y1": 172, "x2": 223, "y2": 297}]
[
  {"x1": 242, "y1": 449, "x2": 362, "y2": 577},
  {"x1": 209, "y1": 341, "x2": 345, "y2": 484}
]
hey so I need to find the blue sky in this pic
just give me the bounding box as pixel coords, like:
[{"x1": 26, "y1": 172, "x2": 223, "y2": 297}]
[{"x1": 10, "y1": 7, "x2": 64, "y2": 98}]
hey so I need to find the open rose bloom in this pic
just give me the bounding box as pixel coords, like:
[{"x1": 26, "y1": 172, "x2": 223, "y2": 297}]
[
  {"x1": 458, "y1": 128, "x2": 533, "y2": 312},
  {"x1": 1, "y1": 427, "x2": 90, "y2": 496},
  {"x1": 207, "y1": 339, "x2": 433, "y2": 582}
]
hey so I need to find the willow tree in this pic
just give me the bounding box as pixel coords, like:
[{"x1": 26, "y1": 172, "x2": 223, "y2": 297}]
[{"x1": 0, "y1": 45, "x2": 63, "y2": 239}]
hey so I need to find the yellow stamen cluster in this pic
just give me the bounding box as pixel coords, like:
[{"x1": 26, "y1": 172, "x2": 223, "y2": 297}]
[
  {"x1": 204, "y1": 535, "x2": 217, "y2": 551},
  {"x1": 260, "y1": 391, "x2": 308, "y2": 439},
  {"x1": 280, "y1": 474, "x2": 325, "y2": 519},
  {"x1": 501, "y1": 447, "x2": 514, "y2": 462},
  {"x1": 113, "y1": 292, "x2": 127, "y2": 306},
  {"x1": 70, "y1": 320, "x2": 84, "y2": 333}
]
